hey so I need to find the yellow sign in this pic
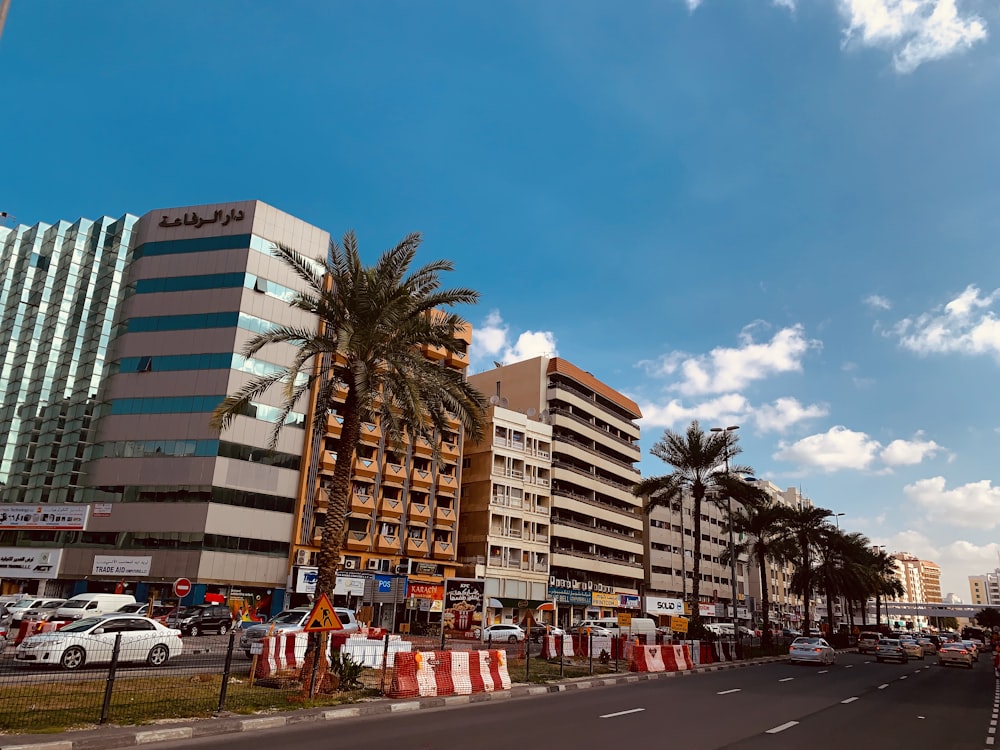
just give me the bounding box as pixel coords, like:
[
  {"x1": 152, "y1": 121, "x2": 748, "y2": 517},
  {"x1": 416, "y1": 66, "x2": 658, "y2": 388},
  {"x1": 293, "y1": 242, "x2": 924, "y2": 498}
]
[
  {"x1": 591, "y1": 591, "x2": 618, "y2": 607},
  {"x1": 617, "y1": 613, "x2": 632, "y2": 628},
  {"x1": 303, "y1": 592, "x2": 344, "y2": 632},
  {"x1": 683, "y1": 602, "x2": 692, "y2": 615},
  {"x1": 671, "y1": 616, "x2": 689, "y2": 633}
]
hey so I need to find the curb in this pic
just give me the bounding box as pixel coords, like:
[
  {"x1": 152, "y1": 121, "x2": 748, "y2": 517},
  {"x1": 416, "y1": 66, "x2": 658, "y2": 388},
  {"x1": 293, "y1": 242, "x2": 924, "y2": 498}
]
[{"x1": 0, "y1": 655, "x2": 790, "y2": 750}]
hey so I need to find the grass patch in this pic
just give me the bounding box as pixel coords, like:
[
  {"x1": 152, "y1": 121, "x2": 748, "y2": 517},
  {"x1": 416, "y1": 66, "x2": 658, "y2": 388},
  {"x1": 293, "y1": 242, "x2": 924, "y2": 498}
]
[{"x1": 507, "y1": 657, "x2": 622, "y2": 684}]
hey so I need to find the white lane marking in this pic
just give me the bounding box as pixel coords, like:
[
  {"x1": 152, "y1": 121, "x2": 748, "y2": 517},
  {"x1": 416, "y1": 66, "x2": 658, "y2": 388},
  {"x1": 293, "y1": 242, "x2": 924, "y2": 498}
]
[
  {"x1": 917, "y1": 716, "x2": 925, "y2": 719},
  {"x1": 600, "y1": 708, "x2": 645, "y2": 719},
  {"x1": 841, "y1": 697, "x2": 859, "y2": 704},
  {"x1": 766, "y1": 721, "x2": 799, "y2": 734},
  {"x1": 779, "y1": 677, "x2": 794, "y2": 682},
  {"x1": 987, "y1": 738, "x2": 995, "y2": 746},
  {"x1": 878, "y1": 684, "x2": 889, "y2": 690},
  {"x1": 717, "y1": 689, "x2": 741, "y2": 695},
  {"x1": 845, "y1": 664, "x2": 854, "y2": 668},
  {"x1": 900, "y1": 676, "x2": 908, "y2": 680},
  {"x1": 818, "y1": 670, "x2": 829, "y2": 674}
]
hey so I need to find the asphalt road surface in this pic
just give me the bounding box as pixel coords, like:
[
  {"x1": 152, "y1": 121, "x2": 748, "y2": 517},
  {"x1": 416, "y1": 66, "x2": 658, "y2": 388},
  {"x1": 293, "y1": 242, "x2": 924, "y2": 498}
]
[{"x1": 149, "y1": 650, "x2": 996, "y2": 750}]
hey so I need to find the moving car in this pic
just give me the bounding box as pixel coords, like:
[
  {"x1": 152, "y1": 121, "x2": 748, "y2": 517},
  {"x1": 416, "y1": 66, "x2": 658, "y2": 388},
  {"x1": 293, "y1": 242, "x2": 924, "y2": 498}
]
[
  {"x1": 899, "y1": 637, "x2": 924, "y2": 660},
  {"x1": 239, "y1": 606, "x2": 359, "y2": 657},
  {"x1": 14, "y1": 615, "x2": 183, "y2": 670},
  {"x1": 960, "y1": 640, "x2": 980, "y2": 661},
  {"x1": 857, "y1": 631, "x2": 881, "y2": 655},
  {"x1": 788, "y1": 637, "x2": 836, "y2": 665},
  {"x1": 938, "y1": 642, "x2": 974, "y2": 669},
  {"x1": 481, "y1": 623, "x2": 525, "y2": 643},
  {"x1": 875, "y1": 638, "x2": 908, "y2": 663},
  {"x1": 171, "y1": 604, "x2": 235, "y2": 636},
  {"x1": 915, "y1": 636, "x2": 935, "y2": 654}
]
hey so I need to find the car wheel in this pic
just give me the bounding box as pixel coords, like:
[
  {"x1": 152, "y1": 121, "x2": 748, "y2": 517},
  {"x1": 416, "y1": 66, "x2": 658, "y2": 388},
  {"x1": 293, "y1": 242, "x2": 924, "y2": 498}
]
[
  {"x1": 508, "y1": 635, "x2": 518, "y2": 643},
  {"x1": 189, "y1": 624, "x2": 200, "y2": 637},
  {"x1": 218, "y1": 622, "x2": 229, "y2": 636},
  {"x1": 147, "y1": 644, "x2": 169, "y2": 667},
  {"x1": 967, "y1": 662, "x2": 974, "y2": 669},
  {"x1": 61, "y1": 646, "x2": 86, "y2": 670}
]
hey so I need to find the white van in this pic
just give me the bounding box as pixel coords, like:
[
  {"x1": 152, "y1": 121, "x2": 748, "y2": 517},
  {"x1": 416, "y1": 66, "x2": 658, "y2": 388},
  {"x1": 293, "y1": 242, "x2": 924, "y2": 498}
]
[{"x1": 55, "y1": 593, "x2": 136, "y2": 621}]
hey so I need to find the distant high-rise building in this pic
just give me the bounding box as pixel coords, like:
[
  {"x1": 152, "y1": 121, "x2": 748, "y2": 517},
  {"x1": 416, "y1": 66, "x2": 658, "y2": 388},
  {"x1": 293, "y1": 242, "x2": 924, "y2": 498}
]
[{"x1": 969, "y1": 570, "x2": 1000, "y2": 606}]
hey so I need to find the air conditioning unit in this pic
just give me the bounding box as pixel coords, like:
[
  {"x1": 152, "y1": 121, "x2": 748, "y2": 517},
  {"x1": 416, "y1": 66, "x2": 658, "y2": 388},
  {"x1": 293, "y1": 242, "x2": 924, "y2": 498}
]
[
  {"x1": 366, "y1": 559, "x2": 381, "y2": 571},
  {"x1": 294, "y1": 549, "x2": 311, "y2": 566},
  {"x1": 344, "y1": 559, "x2": 358, "y2": 570},
  {"x1": 393, "y1": 565, "x2": 406, "y2": 575}
]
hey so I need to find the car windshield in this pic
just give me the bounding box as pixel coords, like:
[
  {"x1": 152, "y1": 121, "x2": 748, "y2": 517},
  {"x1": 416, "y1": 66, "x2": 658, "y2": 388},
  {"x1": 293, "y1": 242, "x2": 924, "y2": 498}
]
[
  {"x1": 60, "y1": 600, "x2": 88, "y2": 609},
  {"x1": 880, "y1": 639, "x2": 900, "y2": 646},
  {"x1": 117, "y1": 603, "x2": 144, "y2": 613},
  {"x1": 10, "y1": 599, "x2": 36, "y2": 609},
  {"x1": 57, "y1": 617, "x2": 106, "y2": 633},
  {"x1": 270, "y1": 610, "x2": 308, "y2": 625},
  {"x1": 37, "y1": 601, "x2": 62, "y2": 609},
  {"x1": 177, "y1": 606, "x2": 204, "y2": 617},
  {"x1": 793, "y1": 637, "x2": 820, "y2": 645}
]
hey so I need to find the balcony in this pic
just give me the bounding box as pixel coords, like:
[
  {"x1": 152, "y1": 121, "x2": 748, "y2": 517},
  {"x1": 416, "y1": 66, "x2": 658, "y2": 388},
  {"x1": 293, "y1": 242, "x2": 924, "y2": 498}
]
[
  {"x1": 441, "y1": 441, "x2": 460, "y2": 459},
  {"x1": 377, "y1": 497, "x2": 404, "y2": 518},
  {"x1": 405, "y1": 537, "x2": 430, "y2": 557},
  {"x1": 409, "y1": 503, "x2": 431, "y2": 523},
  {"x1": 344, "y1": 530, "x2": 373, "y2": 551},
  {"x1": 375, "y1": 534, "x2": 402, "y2": 554},
  {"x1": 433, "y1": 540, "x2": 455, "y2": 558},
  {"x1": 412, "y1": 437, "x2": 433, "y2": 457},
  {"x1": 437, "y1": 474, "x2": 457, "y2": 491},
  {"x1": 320, "y1": 451, "x2": 337, "y2": 472},
  {"x1": 382, "y1": 462, "x2": 407, "y2": 485},
  {"x1": 410, "y1": 469, "x2": 433, "y2": 490},
  {"x1": 325, "y1": 414, "x2": 344, "y2": 437},
  {"x1": 353, "y1": 457, "x2": 378, "y2": 480},
  {"x1": 350, "y1": 493, "x2": 376, "y2": 514},
  {"x1": 434, "y1": 507, "x2": 457, "y2": 526}
]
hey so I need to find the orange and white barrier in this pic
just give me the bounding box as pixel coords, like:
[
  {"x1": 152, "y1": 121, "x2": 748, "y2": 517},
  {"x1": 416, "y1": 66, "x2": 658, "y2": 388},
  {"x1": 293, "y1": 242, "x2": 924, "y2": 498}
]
[
  {"x1": 630, "y1": 644, "x2": 694, "y2": 673},
  {"x1": 388, "y1": 649, "x2": 511, "y2": 699},
  {"x1": 254, "y1": 632, "x2": 309, "y2": 678},
  {"x1": 540, "y1": 635, "x2": 574, "y2": 659}
]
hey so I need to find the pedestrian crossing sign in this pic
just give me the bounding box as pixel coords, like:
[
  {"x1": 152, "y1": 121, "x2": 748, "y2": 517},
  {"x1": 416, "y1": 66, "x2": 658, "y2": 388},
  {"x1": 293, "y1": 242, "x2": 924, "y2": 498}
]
[{"x1": 303, "y1": 592, "x2": 344, "y2": 632}]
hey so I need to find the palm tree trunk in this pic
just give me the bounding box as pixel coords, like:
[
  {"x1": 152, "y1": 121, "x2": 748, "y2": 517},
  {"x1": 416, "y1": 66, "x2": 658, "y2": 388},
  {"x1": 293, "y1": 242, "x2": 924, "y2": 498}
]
[
  {"x1": 758, "y1": 547, "x2": 772, "y2": 648},
  {"x1": 691, "y1": 492, "x2": 703, "y2": 626},
  {"x1": 801, "y1": 542, "x2": 811, "y2": 634}
]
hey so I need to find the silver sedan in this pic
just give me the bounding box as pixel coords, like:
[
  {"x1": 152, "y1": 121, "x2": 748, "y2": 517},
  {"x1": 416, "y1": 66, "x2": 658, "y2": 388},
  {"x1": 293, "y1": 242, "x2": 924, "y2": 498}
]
[{"x1": 789, "y1": 636, "x2": 836, "y2": 665}]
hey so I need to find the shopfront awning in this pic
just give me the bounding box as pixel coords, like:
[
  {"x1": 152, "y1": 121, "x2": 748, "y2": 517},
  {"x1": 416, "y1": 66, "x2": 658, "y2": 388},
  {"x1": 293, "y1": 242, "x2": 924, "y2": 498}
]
[{"x1": 493, "y1": 597, "x2": 549, "y2": 610}]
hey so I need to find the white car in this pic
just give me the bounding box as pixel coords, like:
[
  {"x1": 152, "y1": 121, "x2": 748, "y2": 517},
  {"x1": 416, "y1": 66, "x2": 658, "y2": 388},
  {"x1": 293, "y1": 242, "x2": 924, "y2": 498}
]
[
  {"x1": 789, "y1": 636, "x2": 837, "y2": 665},
  {"x1": 481, "y1": 624, "x2": 526, "y2": 643},
  {"x1": 14, "y1": 615, "x2": 183, "y2": 670}
]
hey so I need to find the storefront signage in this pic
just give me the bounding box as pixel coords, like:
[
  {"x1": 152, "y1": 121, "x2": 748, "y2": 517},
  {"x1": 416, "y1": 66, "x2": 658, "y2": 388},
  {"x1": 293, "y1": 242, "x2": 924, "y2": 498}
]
[
  {"x1": 443, "y1": 579, "x2": 484, "y2": 638},
  {"x1": 548, "y1": 586, "x2": 592, "y2": 605},
  {"x1": 92, "y1": 555, "x2": 151, "y2": 577},
  {"x1": 591, "y1": 591, "x2": 619, "y2": 607},
  {"x1": 293, "y1": 567, "x2": 366, "y2": 596},
  {"x1": 548, "y1": 575, "x2": 613, "y2": 594},
  {"x1": 646, "y1": 596, "x2": 685, "y2": 615},
  {"x1": 408, "y1": 583, "x2": 443, "y2": 601},
  {"x1": 92, "y1": 504, "x2": 113, "y2": 518},
  {"x1": 699, "y1": 602, "x2": 721, "y2": 617},
  {"x1": 0, "y1": 547, "x2": 61, "y2": 579},
  {"x1": 0, "y1": 504, "x2": 89, "y2": 530},
  {"x1": 619, "y1": 594, "x2": 640, "y2": 610}
]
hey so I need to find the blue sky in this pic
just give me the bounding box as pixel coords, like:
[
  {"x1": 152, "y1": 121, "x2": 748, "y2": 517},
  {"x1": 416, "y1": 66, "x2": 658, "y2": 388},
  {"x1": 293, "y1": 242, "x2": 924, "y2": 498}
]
[{"x1": 2, "y1": 0, "x2": 999, "y2": 598}]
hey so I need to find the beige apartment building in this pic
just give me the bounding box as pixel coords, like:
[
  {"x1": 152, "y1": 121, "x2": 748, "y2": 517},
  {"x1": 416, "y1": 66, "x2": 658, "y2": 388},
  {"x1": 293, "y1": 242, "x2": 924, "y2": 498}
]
[
  {"x1": 468, "y1": 357, "x2": 643, "y2": 628},
  {"x1": 458, "y1": 405, "x2": 553, "y2": 625}
]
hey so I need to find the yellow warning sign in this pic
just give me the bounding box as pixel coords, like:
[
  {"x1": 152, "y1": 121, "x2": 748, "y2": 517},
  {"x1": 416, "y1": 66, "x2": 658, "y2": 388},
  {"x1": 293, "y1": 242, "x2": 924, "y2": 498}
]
[{"x1": 303, "y1": 592, "x2": 344, "y2": 632}]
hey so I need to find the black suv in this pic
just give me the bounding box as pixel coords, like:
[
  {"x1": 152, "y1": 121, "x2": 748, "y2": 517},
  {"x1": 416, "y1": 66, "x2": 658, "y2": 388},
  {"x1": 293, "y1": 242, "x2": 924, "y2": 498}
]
[{"x1": 174, "y1": 604, "x2": 234, "y2": 636}]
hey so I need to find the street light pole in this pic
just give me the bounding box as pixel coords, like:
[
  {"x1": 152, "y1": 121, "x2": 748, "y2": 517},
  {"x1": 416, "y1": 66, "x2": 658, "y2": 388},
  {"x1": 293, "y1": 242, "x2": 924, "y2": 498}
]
[{"x1": 711, "y1": 425, "x2": 740, "y2": 653}]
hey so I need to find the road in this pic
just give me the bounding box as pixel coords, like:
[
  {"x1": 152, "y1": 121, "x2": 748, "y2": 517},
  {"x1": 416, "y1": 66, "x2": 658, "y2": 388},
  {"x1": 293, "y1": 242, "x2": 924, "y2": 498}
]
[{"x1": 149, "y1": 650, "x2": 996, "y2": 750}]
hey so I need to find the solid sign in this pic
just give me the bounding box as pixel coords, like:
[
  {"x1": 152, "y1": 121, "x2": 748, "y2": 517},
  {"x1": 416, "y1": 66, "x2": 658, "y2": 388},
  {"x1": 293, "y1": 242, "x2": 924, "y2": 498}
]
[
  {"x1": 303, "y1": 592, "x2": 344, "y2": 632},
  {"x1": 173, "y1": 578, "x2": 192, "y2": 598},
  {"x1": 617, "y1": 613, "x2": 632, "y2": 628},
  {"x1": 646, "y1": 596, "x2": 685, "y2": 615}
]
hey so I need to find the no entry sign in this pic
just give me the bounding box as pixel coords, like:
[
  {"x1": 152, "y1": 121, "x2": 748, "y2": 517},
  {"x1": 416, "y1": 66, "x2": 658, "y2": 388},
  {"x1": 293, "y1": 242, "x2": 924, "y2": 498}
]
[{"x1": 173, "y1": 577, "x2": 192, "y2": 598}]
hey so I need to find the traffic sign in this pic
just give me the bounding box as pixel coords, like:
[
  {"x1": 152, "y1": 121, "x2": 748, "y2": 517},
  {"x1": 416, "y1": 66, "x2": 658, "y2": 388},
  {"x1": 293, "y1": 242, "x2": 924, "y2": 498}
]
[
  {"x1": 172, "y1": 577, "x2": 192, "y2": 598},
  {"x1": 671, "y1": 616, "x2": 689, "y2": 634},
  {"x1": 303, "y1": 592, "x2": 344, "y2": 632},
  {"x1": 617, "y1": 613, "x2": 632, "y2": 628}
]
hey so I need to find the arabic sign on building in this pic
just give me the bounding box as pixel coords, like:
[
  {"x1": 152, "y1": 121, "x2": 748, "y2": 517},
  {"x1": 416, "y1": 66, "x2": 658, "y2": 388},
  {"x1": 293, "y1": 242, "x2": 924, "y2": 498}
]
[
  {"x1": 0, "y1": 547, "x2": 62, "y2": 579},
  {"x1": 0, "y1": 504, "x2": 89, "y2": 530},
  {"x1": 92, "y1": 556, "x2": 152, "y2": 577},
  {"x1": 548, "y1": 586, "x2": 592, "y2": 605},
  {"x1": 293, "y1": 567, "x2": 366, "y2": 596},
  {"x1": 157, "y1": 207, "x2": 246, "y2": 230},
  {"x1": 591, "y1": 591, "x2": 619, "y2": 608}
]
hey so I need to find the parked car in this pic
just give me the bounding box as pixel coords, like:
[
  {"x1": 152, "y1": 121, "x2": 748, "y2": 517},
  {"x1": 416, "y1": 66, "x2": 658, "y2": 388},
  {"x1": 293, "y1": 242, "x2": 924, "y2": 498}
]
[
  {"x1": 114, "y1": 602, "x2": 175, "y2": 619},
  {"x1": 19, "y1": 599, "x2": 67, "y2": 622},
  {"x1": 239, "y1": 606, "x2": 359, "y2": 658},
  {"x1": 14, "y1": 615, "x2": 183, "y2": 670},
  {"x1": 171, "y1": 604, "x2": 234, "y2": 636},
  {"x1": 857, "y1": 631, "x2": 882, "y2": 655},
  {"x1": 938, "y1": 642, "x2": 975, "y2": 669},
  {"x1": 899, "y1": 638, "x2": 924, "y2": 660},
  {"x1": 789, "y1": 637, "x2": 836, "y2": 665},
  {"x1": 875, "y1": 638, "x2": 908, "y2": 663},
  {"x1": 5, "y1": 597, "x2": 66, "y2": 624},
  {"x1": 481, "y1": 624, "x2": 525, "y2": 643},
  {"x1": 528, "y1": 625, "x2": 565, "y2": 642},
  {"x1": 781, "y1": 628, "x2": 802, "y2": 638}
]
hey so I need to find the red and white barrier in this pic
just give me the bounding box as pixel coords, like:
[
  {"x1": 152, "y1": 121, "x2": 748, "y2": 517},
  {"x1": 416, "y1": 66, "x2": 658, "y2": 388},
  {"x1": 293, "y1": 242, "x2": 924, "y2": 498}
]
[
  {"x1": 388, "y1": 649, "x2": 511, "y2": 699},
  {"x1": 254, "y1": 632, "x2": 309, "y2": 679},
  {"x1": 631, "y1": 644, "x2": 694, "y2": 673},
  {"x1": 540, "y1": 635, "x2": 574, "y2": 659}
]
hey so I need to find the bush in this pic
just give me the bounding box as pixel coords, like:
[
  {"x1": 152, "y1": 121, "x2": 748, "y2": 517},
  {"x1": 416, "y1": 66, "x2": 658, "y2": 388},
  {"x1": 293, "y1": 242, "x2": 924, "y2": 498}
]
[{"x1": 328, "y1": 651, "x2": 364, "y2": 690}]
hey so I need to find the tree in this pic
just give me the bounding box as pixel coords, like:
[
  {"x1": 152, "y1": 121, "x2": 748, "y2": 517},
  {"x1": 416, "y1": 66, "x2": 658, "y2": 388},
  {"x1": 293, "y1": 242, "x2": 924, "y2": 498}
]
[
  {"x1": 722, "y1": 486, "x2": 787, "y2": 648},
  {"x1": 211, "y1": 232, "x2": 488, "y2": 603},
  {"x1": 866, "y1": 549, "x2": 904, "y2": 630},
  {"x1": 781, "y1": 505, "x2": 834, "y2": 634},
  {"x1": 975, "y1": 607, "x2": 1000, "y2": 630},
  {"x1": 633, "y1": 421, "x2": 753, "y2": 631}
]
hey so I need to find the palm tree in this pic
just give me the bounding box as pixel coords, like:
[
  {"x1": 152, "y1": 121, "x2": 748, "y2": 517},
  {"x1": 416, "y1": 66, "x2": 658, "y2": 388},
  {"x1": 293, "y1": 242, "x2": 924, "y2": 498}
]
[
  {"x1": 633, "y1": 421, "x2": 753, "y2": 631},
  {"x1": 867, "y1": 549, "x2": 904, "y2": 629},
  {"x1": 211, "y1": 231, "x2": 488, "y2": 603},
  {"x1": 781, "y1": 505, "x2": 833, "y2": 634},
  {"x1": 722, "y1": 487, "x2": 788, "y2": 648}
]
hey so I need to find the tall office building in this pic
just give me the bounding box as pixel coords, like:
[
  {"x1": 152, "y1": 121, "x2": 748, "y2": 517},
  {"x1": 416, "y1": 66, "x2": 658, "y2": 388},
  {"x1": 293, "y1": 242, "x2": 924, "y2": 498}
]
[
  {"x1": 0, "y1": 215, "x2": 137, "y2": 505},
  {"x1": 969, "y1": 569, "x2": 1000, "y2": 606},
  {"x1": 458, "y1": 405, "x2": 553, "y2": 623},
  {"x1": 468, "y1": 357, "x2": 643, "y2": 627}
]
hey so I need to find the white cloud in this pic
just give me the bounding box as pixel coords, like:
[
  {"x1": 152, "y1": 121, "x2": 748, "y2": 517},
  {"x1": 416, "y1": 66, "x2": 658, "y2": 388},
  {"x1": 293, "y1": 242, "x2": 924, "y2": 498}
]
[
  {"x1": 880, "y1": 435, "x2": 943, "y2": 466},
  {"x1": 638, "y1": 393, "x2": 751, "y2": 430},
  {"x1": 904, "y1": 476, "x2": 1000, "y2": 528},
  {"x1": 890, "y1": 285, "x2": 1000, "y2": 359},
  {"x1": 773, "y1": 0, "x2": 797, "y2": 9},
  {"x1": 839, "y1": 0, "x2": 988, "y2": 73},
  {"x1": 752, "y1": 397, "x2": 829, "y2": 432},
  {"x1": 469, "y1": 310, "x2": 557, "y2": 370},
  {"x1": 865, "y1": 294, "x2": 892, "y2": 310},
  {"x1": 640, "y1": 323, "x2": 820, "y2": 397},
  {"x1": 773, "y1": 425, "x2": 882, "y2": 471}
]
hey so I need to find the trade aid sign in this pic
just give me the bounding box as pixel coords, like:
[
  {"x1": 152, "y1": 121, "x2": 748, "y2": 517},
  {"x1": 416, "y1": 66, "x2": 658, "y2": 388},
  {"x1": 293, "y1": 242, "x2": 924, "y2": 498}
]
[{"x1": 92, "y1": 556, "x2": 151, "y2": 577}]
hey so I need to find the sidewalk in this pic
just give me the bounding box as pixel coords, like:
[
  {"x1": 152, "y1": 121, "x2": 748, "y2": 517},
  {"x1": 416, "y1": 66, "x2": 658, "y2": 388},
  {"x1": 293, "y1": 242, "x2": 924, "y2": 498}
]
[{"x1": 0, "y1": 654, "x2": 791, "y2": 750}]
